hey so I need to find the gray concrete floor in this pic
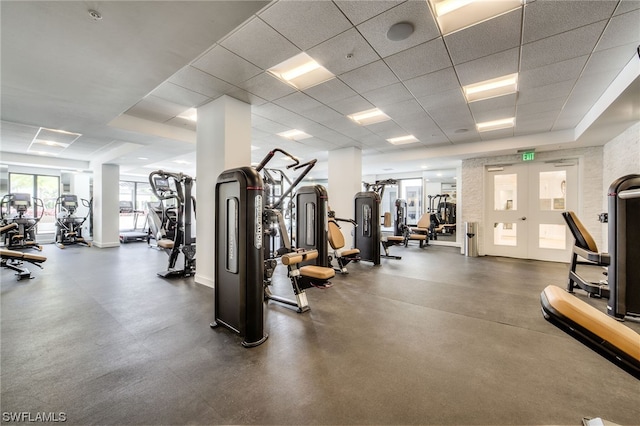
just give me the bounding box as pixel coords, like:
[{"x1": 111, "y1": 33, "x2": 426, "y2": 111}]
[{"x1": 1, "y1": 242, "x2": 638, "y2": 425}]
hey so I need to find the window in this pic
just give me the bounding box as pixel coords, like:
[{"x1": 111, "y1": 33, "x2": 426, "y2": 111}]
[{"x1": 8, "y1": 173, "x2": 60, "y2": 234}]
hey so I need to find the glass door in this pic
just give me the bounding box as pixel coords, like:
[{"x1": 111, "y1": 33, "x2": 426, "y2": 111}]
[
  {"x1": 526, "y1": 161, "x2": 577, "y2": 262},
  {"x1": 484, "y1": 164, "x2": 529, "y2": 258},
  {"x1": 484, "y1": 161, "x2": 577, "y2": 261}
]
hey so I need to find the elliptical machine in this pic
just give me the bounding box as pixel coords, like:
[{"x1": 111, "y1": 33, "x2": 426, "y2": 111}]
[
  {"x1": 54, "y1": 194, "x2": 92, "y2": 248},
  {"x1": 0, "y1": 193, "x2": 44, "y2": 251},
  {"x1": 148, "y1": 170, "x2": 196, "y2": 278}
]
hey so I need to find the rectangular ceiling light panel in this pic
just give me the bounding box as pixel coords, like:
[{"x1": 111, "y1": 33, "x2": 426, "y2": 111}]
[
  {"x1": 268, "y1": 52, "x2": 335, "y2": 90},
  {"x1": 347, "y1": 108, "x2": 391, "y2": 126},
  {"x1": 476, "y1": 117, "x2": 515, "y2": 132},
  {"x1": 28, "y1": 127, "x2": 81, "y2": 155},
  {"x1": 387, "y1": 135, "x2": 419, "y2": 145},
  {"x1": 463, "y1": 73, "x2": 518, "y2": 103},
  {"x1": 429, "y1": 0, "x2": 522, "y2": 35},
  {"x1": 277, "y1": 129, "x2": 312, "y2": 141}
]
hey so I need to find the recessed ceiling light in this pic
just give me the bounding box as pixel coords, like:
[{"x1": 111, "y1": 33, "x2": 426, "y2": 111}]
[
  {"x1": 463, "y1": 73, "x2": 518, "y2": 103},
  {"x1": 277, "y1": 129, "x2": 312, "y2": 141},
  {"x1": 347, "y1": 108, "x2": 391, "y2": 126},
  {"x1": 173, "y1": 160, "x2": 190, "y2": 165},
  {"x1": 251, "y1": 145, "x2": 260, "y2": 151},
  {"x1": 421, "y1": 165, "x2": 428, "y2": 169},
  {"x1": 387, "y1": 135, "x2": 419, "y2": 145},
  {"x1": 268, "y1": 52, "x2": 335, "y2": 90},
  {"x1": 28, "y1": 127, "x2": 80, "y2": 155},
  {"x1": 429, "y1": 0, "x2": 522, "y2": 35},
  {"x1": 477, "y1": 117, "x2": 515, "y2": 132},
  {"x1": 138, "y1": 157, "x2": 149, "y2": 160},
  {"x1": 178, "y1": 108, "x2": 197, "y2": 122}
]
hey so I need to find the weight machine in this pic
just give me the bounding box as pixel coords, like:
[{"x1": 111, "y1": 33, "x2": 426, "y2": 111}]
[{"x1": 148, "y1": 170, "x2": 196, "y2": 278}]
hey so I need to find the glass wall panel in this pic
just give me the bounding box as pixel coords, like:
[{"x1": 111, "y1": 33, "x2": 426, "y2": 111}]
[
  {"x1": 494, "y1": 174, "x2": 517, "y2": 211},
  {"x1": 539, "y1": 224, "x2": 566, "y2": 249},
  {"x1": 539, "y1": 171, "x2": 566, "y2": 211},
  {"x1": 400, "y1": 179, "x2": 422, "y2": 223},
  {"x1": 494, "y1": 222, "x2": 517, "y2": 246}
]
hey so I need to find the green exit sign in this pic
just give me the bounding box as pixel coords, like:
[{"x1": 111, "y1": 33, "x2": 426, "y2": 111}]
[{"x1": 522, "y1": 151, "x2": 535, "y2": 161}]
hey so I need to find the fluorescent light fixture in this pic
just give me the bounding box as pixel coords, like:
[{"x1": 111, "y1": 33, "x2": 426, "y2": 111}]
[
  {"x1": 277, "y1": 129, "x2": 312, "y2": 141},
  {"x1": 178, "y1": 108, "x2": 197, "y2": 122},
  {"x1": 251, "y1": 145, "x2": 260, "y2": 151},
  {"x1": 268, "y1": 52, "x2": 335, "y2": 90},
  {"x1": 434, "y1": 0, "x2": 474, "y2": 16},
  {"x1": 347, "y1": 108, "x2": 391, "y2": 126},
  {"x1": 476, "y1": 117, "x2": 515, "y2": 132},
  {"x1": 429, "y1": 0, "x2": 522, "y2": 35},
  {"x1": 28, "y1": 127, "x2": 80, "y2": 155},
  {"x1": 463, "y1": 73, "x2": 518, "y2": 103},
  {"x1": 173, "y1": 160, "x2": 190, "y2": 165},
  {"x1": 387, "y1": 135, "x2": 419, "y2": 145},
  {"x1": 138, "y1": 157, "x2": 149, "y2": 160}
]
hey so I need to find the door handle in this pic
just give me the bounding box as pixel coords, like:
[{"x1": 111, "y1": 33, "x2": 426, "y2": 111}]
[{"x1": 520, "y1": 217, "x2": 527, "y2": 221}]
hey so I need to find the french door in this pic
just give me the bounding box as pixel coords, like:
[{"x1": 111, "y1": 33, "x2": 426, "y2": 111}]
[{"x1": 484, "y1": 161, "x2": 578, "y2": 262}]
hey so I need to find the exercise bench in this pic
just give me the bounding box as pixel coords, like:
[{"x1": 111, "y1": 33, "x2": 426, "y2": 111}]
[
  {"x1": 265, "y1": 249, "x2": 335, "y2": 313},
  {"x1": 1, "y1": 248, "x2": 47, "y2": 280}
]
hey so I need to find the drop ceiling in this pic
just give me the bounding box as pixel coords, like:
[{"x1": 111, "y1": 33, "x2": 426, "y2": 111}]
[{"x1": 1, "y1": 0, "x2": 639, "y2": 179}]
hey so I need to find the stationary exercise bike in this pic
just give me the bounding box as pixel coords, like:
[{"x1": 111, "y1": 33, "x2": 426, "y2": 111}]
[
  {"x1": 54, "y1": 194, "x2": 92, "y2": 248},
  {"x1": 0, "y1": 193, "x2": 44, "y2": 251}
]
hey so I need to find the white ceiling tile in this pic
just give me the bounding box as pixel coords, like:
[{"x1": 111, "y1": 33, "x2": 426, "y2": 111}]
[
  {"x1": 454, "y1": 48, "x2": 519, "y2": 86},
  {"x1": 519, "y1": 55, "x2": 588, "y2": 89},
  {"x1": 169, "y1": 66, "x2": 237, "y2": 98},
  {"x1": 338, "y1": 60, "x2": 399, "y2": 93},
  {"x1": 520, "y1": 21, "x2": 607, "y2": 70},
  {"x1": 469, "y1": 94, "x2": 517, "y2": 119},
  {"x1": 334, "y1": 0, "x2": 405, "y2": 26},
  {"x1": 356, "y1": 1, "x2": 440, "y2": 58},
  {"x1": 478, "y1": 127, "x2": 514, "y2": 140},
  {"x1": 259, "y1": 1, "x2": 352, "y2": 50},
  {"x1": 240, "y1": 72, "x2": 296, "y2": 102},
  {"x1": 444, "y1": 9, "x2": 522, "y2": 65},
  {"x1": 367, "y1": 120, "x2": 406, "y2": 138},
  {"x1": 126, "y1": 96, "x2": 188, "y2": 123},
  {"x1": 307, "y1": 28, "x2": 380, "y2": 76},
  {"x1": 403, "y1": 67, "x2": 459, "y2": 98},
  {"x1": 384, "y1": 38, "x2": 451, "y2": 80},
  {"x1": 191, "y1": 45, "x2": 262, "y2": 85},
  {"x1": 327, "y1": 95, "x2": 374, "y2": 115},
  {"x1": 273, "y1": 92, "x2": 324, "y2": 113},
  {"x1": 362, "y1": 82, "x2": 414, "y2": 107},
  {"x1": 523, "y1": 0, "x2": 616, "y2": 44},
  {"x1": 516, "y1": 98, "x2": 565, "y2": 117},
  {"x1": 220, "y1": 17, "x2": 300, "y2": 70},
  {"x1": 446, "y1": 129, "x2": 480, "y2": 144},
  {"x1": 584, "y1": 42, "x2": 639, "y2": 76},
  {"x1": 150, "y1": 82, "x2": 210, "y2": 108},
  {"x1": 382, "y1": 99, "x2": 425, "y2": 120},
  {"x1": 471, "y1": 106, "x2": 516, "y2": 124},
  {"x1": 416, "y1": 87, "x2": 466, "y2": 111},
  {"x1": 517, "y1": 80, "x2": 575, "y2": 105},
  {"x1": 426, "y1": 104, "x2": 475, "y2": 131},
  {"x1": 298, "y1": 105, "x2": 344, "y2": 124},
  {"x1": 303, "y1": 78, "x2": 358, "y2": 104},
  {"x1": 164, "y1": 116, "x2": 197, "y2": 132},
  {"x1": 227, "y1": 89, "x2": 268, "y2": 106},
  {"x1": 251, "y1": 115, "x2": 290, "y2": 134},
  {"x1": 595, "y1": 8, "x2": 640, "y2": 52},
  {"x1": 615, "y1": 0, "x2": 640, "y2": 15}
]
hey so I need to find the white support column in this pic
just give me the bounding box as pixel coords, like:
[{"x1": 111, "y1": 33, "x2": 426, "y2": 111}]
[
  {"x1": 196, "y1": 95, "x2": 252, "y2": 288},
  {"x1": 328, "y1": 147, "x2": 362, "y2": 249},
  {"x1": 71, "y1": 173, "x2": 93, "y2": 241},
  {"x1": 91, "y1": 164, "x2": 120, "y2": 248}
]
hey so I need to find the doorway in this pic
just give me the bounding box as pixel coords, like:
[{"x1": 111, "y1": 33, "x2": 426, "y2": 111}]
[{"x1": 484, "y1": 160, "x2": 578, "y2": 262}]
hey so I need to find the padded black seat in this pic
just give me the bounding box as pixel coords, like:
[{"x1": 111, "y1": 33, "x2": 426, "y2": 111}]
[
  {"x1": 562, "y1": 211, "x2": 610, "y2": 298},
  {"x1": 541, "y1": 285, "x2": 640, "y2": 377},
  {"x1": 328, "y1": 219, "x2": 360, "y2": 273}
]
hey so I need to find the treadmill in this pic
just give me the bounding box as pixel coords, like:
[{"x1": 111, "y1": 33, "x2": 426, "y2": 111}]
[{"x1": 119, "y1": 201, "x2": 148, "y2": 243}]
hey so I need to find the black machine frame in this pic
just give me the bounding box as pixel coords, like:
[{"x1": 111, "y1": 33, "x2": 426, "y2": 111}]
[
  {"x1": 354, "y1": 191, "x2": 381, "y2": 265},
  {"x1": 212, "y1": 166, "x2": 268, "y2": 347}
]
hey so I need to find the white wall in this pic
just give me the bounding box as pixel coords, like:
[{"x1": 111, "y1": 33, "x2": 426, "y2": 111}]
[{"x1": 602, "y1": 122, "x2": 640, "y2": 248}]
